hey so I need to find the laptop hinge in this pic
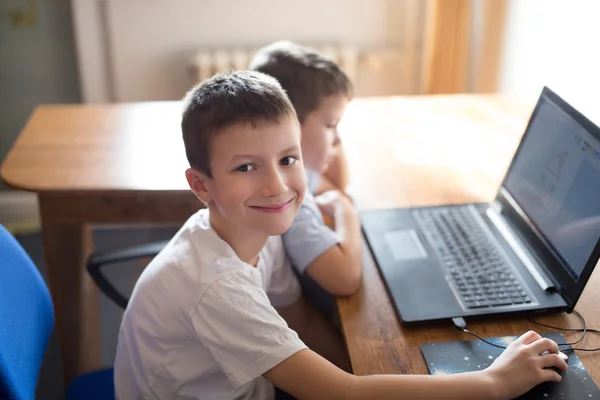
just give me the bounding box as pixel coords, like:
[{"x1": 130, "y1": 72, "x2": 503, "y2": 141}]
[{"x1": 486, "y1": 205, "x2": 555, "y2": 292}]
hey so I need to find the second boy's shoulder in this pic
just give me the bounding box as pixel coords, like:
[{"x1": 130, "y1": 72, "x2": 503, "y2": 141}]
[{"x1": 282, "y1": 190, "x2": 341, "y2": 273}]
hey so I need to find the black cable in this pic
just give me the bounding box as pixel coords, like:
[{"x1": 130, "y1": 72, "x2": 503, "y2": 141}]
[
  {"x1": 528, "y1": 309, "x2": 586, "y2": 347},
  {"x1": 568, "y1": 346, "x2": 600, "y2": 352},
  {"x1": 528, "y1": 310, "x2": 600, "y2": 352},
  {"x1": 452, "y1": 311, "x2": 600, "y2": 352},
  {"x1": 463, "y1": 327, "x2": 510, "y2": 350},
  {"x1": 452, "y1": 317, "x2": 510, "y2": 349}
]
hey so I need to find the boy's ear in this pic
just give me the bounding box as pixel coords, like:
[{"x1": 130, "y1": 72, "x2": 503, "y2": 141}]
[{"x1": 185, "y1": 168, "x2": 212, "y2": 204}]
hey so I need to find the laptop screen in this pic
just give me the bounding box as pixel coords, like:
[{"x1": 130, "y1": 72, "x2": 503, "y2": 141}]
[{"x1": 503, "y1": 95, "x2": 600, "y2": 282}]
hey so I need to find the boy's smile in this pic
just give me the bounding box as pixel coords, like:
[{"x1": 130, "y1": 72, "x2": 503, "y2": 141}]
[{"x1": 248, "y1": 198, "x2": 296, "y2": 213}]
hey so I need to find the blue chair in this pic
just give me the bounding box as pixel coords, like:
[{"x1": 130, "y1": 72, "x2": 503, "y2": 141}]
[{"x1": 0, "y1": 224, "x2": 115, "y2": 400}]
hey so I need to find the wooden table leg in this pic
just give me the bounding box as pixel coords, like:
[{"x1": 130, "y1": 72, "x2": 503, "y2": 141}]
[{"x1": 39, "y1": 197, "x2": 102, "y2": 385}]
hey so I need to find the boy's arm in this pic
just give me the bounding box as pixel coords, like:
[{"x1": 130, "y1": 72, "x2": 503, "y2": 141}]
[
  {"x1": 265, "y1": 350, "x2": 496, "y2": 400},
  {"x1": 282, "y1": 193, "x2": 361, "y2": 297},
  {"x1": 264, "y1": 331, "x2": 567, "y2": 400},
  {"x1": 305, "y1": 193, "x2": 362, "y2": 296},
  {"x1": 276, "y1": 295, "x2": 351, "y2": 372},
  {"x1": 318, "y1": 145, "x2": 350, "y2": 194}
]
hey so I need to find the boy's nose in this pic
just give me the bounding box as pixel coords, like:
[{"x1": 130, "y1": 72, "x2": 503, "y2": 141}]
[{"x1": 262, "y1": 168, "x2": 288, "y2": 198}]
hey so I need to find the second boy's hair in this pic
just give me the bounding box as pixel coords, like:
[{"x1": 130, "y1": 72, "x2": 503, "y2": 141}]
[
  {"x1": 249, "y1": 41, "x2": 353, "y2": 123},
  {"x1": 181, "y1": 70, "x2": 297, "y2": 178}
]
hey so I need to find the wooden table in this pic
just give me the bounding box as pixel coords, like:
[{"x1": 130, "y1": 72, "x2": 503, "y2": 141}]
[
  {"x1": 2, "y1": 95, "x2": 599, "y2": 386},
  {"x1": 336, "y1": 95, "x2": 600, "y2": 385},
  {"x1": 1, "y1": 102, "x2": 200, "y2": 383}
]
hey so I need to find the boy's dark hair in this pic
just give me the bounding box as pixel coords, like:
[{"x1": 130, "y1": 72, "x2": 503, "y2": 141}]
[
  {"x1": 248, "y1": 41, "x2": 353, "y2": 123},
  {"x1": 181, "y1": 70, "x2": 297, "y2": 178}
]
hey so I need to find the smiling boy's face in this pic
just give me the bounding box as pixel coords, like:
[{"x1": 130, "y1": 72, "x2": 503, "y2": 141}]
[{"x1": 187, "y1": 116, "x2": 306, "y2": 237}]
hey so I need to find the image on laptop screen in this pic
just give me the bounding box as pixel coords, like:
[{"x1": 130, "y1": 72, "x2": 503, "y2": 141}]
[{"x1": 504, "y1": 96, "x2": 600, "y2": 282}]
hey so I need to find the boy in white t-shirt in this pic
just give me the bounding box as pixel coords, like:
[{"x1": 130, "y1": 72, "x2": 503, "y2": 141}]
[{"x1": 114, "y1": 70, "x2": 568, "y2": 400}]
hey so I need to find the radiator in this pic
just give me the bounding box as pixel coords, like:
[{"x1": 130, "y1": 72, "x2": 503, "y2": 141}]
[{"x1": 190, "y1": 44, "x2": 402, "y2": 94}]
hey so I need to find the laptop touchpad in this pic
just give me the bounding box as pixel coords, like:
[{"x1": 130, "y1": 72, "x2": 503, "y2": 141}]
[{"x1": 384, "y1": 229, "x2": 428, "y2": 261}]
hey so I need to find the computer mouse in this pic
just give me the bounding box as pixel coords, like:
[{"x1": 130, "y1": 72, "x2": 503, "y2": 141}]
[
  {"x1": 540, "y1": 350, "x2": 568, "y2": 361},
  {"x1": 539, "y1": 351, "x2": 568, "y2": 375}
]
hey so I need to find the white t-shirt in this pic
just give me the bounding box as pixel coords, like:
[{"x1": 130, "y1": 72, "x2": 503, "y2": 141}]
[{"x1": 114, "y1": 209, "x2": 307, "y2": 400}]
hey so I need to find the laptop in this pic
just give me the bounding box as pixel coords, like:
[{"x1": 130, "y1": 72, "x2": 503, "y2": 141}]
[{"x1": 361, "y1": 87, "x2": 600, "y2": 324}]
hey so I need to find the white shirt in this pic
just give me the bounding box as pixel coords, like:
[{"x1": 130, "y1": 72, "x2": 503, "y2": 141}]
[{"x1": 114, "y1": 209, "x2": 307, "y2": 400}]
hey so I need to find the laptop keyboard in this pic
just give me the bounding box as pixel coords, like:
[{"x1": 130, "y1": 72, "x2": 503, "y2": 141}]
[{"x1": 413, "y1": 206, "x2": 532, "y2": 309}]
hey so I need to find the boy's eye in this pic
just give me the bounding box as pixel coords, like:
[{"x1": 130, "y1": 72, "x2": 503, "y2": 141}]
[
  {"x1": 280, "y1": 156, "x2": 297, "y2": 166},
  {"x1": 236, "y1": 164, "x2": 255, "y2": 172}
]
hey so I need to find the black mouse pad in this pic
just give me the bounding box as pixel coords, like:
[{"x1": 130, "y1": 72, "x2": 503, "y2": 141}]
[{"x1": 421, "y1": 332, "x2": 600, "y2": 399}]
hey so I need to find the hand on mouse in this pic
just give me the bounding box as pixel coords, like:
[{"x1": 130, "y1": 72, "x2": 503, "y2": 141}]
[{"x1": 483, "y1": 331, "x2": 568, "y2": 400}]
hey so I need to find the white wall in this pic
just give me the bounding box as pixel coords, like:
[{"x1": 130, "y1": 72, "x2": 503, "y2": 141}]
[
  {"x1": 498, "y1": 0, "x2": 600, "y2": 124},
  {"x1": 72, "y1": 0, "x2": 424, "y2": 102},
  {"x1": 108, "y1": 0, "x2": 386, "y2": 101}
]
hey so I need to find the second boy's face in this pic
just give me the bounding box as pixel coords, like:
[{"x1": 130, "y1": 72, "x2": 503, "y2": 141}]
[
  {"x1": 301, "y1": 94, "x2": 349, "y2": 173},
  {"x1": 198, "y1": 116, "x2": 306, "y2": 236}
]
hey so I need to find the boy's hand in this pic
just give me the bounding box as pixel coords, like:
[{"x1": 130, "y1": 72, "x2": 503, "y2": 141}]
[
  {"x1": 484, "y1": 331, "x2": 568, "y2": 400},
  {"x1": 315, "y1": 190, "x2": 342, "y2": 217}
]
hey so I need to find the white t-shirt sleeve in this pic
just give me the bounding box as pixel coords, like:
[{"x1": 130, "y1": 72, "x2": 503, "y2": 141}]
[
  {"x1": 282, "y1": 192, "x2": 341, "y2": 273},
  {"x1": 191, "y1": 272, "x2": 307, "y2": 389}
]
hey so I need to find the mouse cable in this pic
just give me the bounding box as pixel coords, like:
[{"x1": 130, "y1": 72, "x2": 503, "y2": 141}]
[
  {"x1": 452, "y1": 310, "x2": 600, "y2": 352},
  {"x1": 528, "y1": 310, "x2": 600, "y2": 352},
  {"x1": 452, "y1": 317, "x2": 509, "y2": 350}
]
